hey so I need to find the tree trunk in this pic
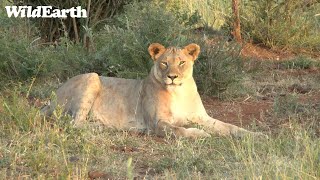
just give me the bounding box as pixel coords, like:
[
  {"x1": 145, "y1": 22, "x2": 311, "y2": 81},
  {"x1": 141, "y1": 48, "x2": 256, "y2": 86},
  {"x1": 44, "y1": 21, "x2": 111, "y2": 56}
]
[{"x1": 232, "y1": 0, "x2": 242, "y2": 43}]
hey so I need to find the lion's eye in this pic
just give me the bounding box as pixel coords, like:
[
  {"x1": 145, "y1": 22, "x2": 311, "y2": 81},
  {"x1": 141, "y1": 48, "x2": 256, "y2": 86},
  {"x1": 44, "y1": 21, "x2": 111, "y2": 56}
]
[
  {"x1": 161, "y1": 62, "x2": 168, "y2": 66},
  {"x1": 179, "y1": 61, "x2": 186, "y2": 66}
]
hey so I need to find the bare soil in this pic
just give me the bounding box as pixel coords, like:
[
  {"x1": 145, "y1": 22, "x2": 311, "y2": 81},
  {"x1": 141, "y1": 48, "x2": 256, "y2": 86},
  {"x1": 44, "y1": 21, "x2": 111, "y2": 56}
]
[
  {"x1": 241, "y1": 43, "x2": 293, "y2": 60},
  {"x1": 203, "y1": 42, "x2": 320, "y2": 130},
  {"x1": 241, "y1": 43, "x2": 320, "y2": 60},
  {"x1": 203, "y1": 91, "x2": 320, "y2": 127},
  {"x1": 203, "y1": 97, "x2": 273, "y2": 127}
]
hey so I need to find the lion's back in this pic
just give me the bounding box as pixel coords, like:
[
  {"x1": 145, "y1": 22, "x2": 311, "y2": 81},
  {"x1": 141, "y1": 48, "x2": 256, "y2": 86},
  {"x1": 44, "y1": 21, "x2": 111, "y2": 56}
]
[{"x1": 91, "y1": 77, "x2": 146, "y2": 130}]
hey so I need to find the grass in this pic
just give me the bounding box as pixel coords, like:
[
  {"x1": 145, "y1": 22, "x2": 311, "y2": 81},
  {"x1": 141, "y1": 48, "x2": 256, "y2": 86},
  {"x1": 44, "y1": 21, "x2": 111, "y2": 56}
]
[
  {"x1": 1, "y1": 57, "x2": 319, "y2": 179},
  {"x1": 277, "y1": 57, "x2": 316, "y2": 70}
]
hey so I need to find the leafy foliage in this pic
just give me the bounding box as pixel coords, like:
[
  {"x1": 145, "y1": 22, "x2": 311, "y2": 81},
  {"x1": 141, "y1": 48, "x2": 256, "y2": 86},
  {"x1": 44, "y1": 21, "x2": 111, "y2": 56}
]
[
  {"x1": 0, "y1": 32, "x2": 94, "y2": 83},
  {"x1": 0, "y1": 9, "x2": 109, "y2": 83},
  {"x1": 238, "y1": 0, "x2": 320, "y2": 52},
  {"x1": 95, "y1": 1, "x2": 190, "y2": 78},
  {"x1": 16, "y1": 0, "x2": 129, "y2": 42},
  {"x1": 194, "y1": 40, "x2": 243, "y2": 96}
]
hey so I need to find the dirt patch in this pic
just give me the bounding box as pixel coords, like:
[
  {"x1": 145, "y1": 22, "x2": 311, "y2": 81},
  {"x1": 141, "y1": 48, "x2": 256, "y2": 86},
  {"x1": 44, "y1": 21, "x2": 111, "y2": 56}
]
[
  {"x1": 202, "y1": 89, "x2": 320, "y2": 129},
  {"x1": 202, "y1": 97, "x2": 273, "y2": 127},
  {"x1": 298, "y1": 91, "x2": 320, "y2": 104},
  {"x1": 241, "y1": 43, "x2": 294, "y2": 60},
  {"x1": 241, "y1": 42, "x2": 320, "y2": 60},
  {"x1": 88, "y1": 170, "x2": 115, "y2": 180}
]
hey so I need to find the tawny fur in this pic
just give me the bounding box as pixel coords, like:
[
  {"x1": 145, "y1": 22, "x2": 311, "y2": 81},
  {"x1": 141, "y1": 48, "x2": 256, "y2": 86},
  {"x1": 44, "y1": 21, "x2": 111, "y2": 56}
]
[{"x1": 42, "y1": 43, "x2": 265, "y2": 138}]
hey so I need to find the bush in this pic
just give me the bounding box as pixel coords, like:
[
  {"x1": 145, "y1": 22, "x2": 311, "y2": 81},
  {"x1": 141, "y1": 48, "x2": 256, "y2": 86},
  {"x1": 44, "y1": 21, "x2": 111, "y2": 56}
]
[
  {"x1": 194, "y1": 39, "x2": 243, "y2": 96},
  {"x1": 0, "y1": 33, "x2": 94, "y2": 83},
  {"x1": 0, "y1": 13, "x2": 106, "y2": 84},
  {"x1": 95, "y1": 1, "x2": 190, "y2": 78},
  {"x1": 237, "y1": 0, "x2": 320, "y2": 52},
  {"x1": 159, "y1": 0, "x2": 231, "y2": 29},
  {"x1": 15, "y1": 0, "x2": 129, "y2": 42},
  {"x1": 0, "y1": 12, "x2": 40, "y2": 82}
]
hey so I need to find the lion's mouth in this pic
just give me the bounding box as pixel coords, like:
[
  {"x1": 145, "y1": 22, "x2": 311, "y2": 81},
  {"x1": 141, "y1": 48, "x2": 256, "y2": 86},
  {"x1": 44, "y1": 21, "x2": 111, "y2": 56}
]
[
  {"x1": 166, "y1": 82, "x2": 182, "y2": 86},
  {"x1": 163, "y1": 78, "x2": 182, "y2": 86}
]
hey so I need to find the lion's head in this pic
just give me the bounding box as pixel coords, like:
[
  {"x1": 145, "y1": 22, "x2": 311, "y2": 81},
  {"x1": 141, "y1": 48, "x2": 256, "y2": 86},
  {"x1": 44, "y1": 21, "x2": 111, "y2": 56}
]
[{"x1": 148, "y1": 43, "x2": 200, "y2": 87}]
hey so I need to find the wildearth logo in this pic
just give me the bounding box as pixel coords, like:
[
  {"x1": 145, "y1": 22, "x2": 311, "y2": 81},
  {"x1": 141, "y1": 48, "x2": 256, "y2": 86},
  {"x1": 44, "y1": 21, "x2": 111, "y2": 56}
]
[{"x1": 5, "y1": 6, "x2": 87, "y2": 18}]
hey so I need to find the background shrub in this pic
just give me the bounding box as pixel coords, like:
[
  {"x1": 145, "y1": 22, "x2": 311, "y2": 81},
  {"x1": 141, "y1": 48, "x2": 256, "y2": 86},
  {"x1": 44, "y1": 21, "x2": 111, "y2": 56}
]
[
  {"x1": 237, "y1": 0, "x2": 320, "y2": 52},
  {"x1": 194, "y1": 39, "x2": 243, "y2": 96},
  {"x1": 14, "y1": 0, "x2": 129, "y2": 42},
  {"x1": 0, "y1": 14, "x2": 104, "y2": 84},
  {"x1": 0, "y1": 32, "x2": 93, "y2": 83},
  {"x1": 94, "y1": 1, "x2": 190, "y2": 78}
]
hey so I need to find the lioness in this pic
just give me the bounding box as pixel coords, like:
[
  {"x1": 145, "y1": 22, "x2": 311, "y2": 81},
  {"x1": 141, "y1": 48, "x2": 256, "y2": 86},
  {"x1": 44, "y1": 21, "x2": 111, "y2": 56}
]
[{"x1": 42, "y1": 43, "x2": 263, "y2": 138}]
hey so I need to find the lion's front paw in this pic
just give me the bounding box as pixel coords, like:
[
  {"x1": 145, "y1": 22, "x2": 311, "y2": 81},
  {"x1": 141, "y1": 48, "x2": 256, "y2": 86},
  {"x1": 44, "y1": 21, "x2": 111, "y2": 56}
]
[{"x1": 184, "y1": 128, "x2": 211, "y2": 139}]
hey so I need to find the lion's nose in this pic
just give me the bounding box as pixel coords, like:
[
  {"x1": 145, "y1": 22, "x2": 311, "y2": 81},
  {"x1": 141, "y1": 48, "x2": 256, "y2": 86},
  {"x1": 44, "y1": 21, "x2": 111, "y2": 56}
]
[{"x1": 167, "y1": 75, "x2": 178, "y2": 81}]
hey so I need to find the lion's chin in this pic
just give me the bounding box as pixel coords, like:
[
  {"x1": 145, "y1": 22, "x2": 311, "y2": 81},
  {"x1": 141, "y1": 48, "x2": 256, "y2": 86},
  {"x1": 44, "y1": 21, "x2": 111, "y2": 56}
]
[{"x1": 165, "y1": 83, "x2": 182, "y2": 91}]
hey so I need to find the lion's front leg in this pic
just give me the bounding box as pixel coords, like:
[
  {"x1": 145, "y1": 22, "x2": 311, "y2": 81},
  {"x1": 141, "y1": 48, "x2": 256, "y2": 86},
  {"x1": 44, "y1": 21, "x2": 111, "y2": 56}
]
[
  {"x1": 154, "y1": 120, "x2": 210, "y2": 139},
  {"x1": 195, "y1": 116, "x2": 266, "y2": 138}
]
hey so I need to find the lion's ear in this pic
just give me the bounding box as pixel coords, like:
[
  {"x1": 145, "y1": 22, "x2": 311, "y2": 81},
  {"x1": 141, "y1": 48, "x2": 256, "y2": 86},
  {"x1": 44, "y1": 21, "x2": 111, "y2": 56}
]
[
  {"x1": 183, "y1": 43, "x2": 200, "y2": 61},
  {"x1": 148, "y1": 43, "x2": 166, "y2": 61}
]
